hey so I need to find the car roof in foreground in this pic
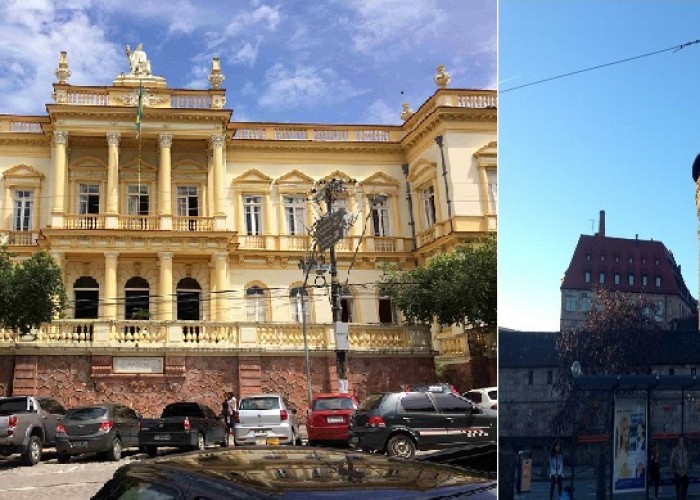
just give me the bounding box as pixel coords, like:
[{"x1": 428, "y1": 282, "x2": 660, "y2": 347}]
[
  {"x1": 312, "y1": 393, "x2": 355, "y2": 399},
  {"x1": 94, "y1": 447, "x2": 496, "y2": 499}
]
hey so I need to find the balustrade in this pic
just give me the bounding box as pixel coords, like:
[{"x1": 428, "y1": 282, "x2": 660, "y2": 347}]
[
  {"x1": 171, "y1": 94, "x2": 211, "y2": 109},
  {"x1": 64, "y1": 215, "x2": 106, "y2": 230},
  {"x1": 118, "y1": 216, "x2": 160, "y2": 231},
  {"x1": 66, "y1": 90, "x2": 109, "y2": 106},
  {"x1": 9, "y1": 121, "x2": 42, "y2": 133},
  {"x1": 112, "y1": 322, "x2": 165, "y2": 344},
  {"x1": 173, "y1": 216, "x2": 214, "y2": 232}
]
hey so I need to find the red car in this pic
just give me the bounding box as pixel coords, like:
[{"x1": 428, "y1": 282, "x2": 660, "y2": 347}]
[{"x1": 306, "y1": 393, "x2": 358, "y2": 446}]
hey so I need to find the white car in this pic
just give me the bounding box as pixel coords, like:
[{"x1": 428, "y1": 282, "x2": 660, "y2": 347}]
[
  {"x1": 463, "y1": 387, "x2": 497, "y2": 416},
  {"x1": 233, "y1": 394, "x2": 302, "y2": 446}
]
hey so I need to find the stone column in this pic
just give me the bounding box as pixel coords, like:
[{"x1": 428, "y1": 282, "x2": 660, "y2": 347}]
[
  {"x1": 210, "y1": 134, "x2": 225, "y2": 216},
  {"x1": 104, "y1": 252, "x2": 119, "y2": 320},
  {"x1": 51, "y1": 131, "x2": 69, "y2": 228},
  {"x1": 158, "y1": 133, "x2": 173, "y2": 229},
  {"x1": 106, "y1": 132, "x2": 120, "y2": 214},
  {"x1": 158, "y1": 252, "x2": 174, "y2": 321},
  {"x1": 214, "y1": 252, "x2": 228, "y2": 322}
]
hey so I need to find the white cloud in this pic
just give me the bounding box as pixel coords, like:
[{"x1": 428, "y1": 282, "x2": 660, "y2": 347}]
[
  {"x1": 346, "y1": 0, "x2": 446, "y2": 55},
  {"x1": 231, "y1": 38, "x2": 261, "y2": 66},
  {"x1": 363, "y1": 99, "x2": 400, "y2": 125},
  {"x1": 258, "y1": 63, "x2": 366, "y2": 110},
  {"x1": 207, "y1": 3, "x2": 280, "y2": 53},
  {"x1": 0, "y1": 2, "x2": 121, "y2": 114}
]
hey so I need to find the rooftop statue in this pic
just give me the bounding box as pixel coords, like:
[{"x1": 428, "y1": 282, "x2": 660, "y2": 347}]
[{"x1": 126, "y1": 44, "x2": 152, "y2": 76}]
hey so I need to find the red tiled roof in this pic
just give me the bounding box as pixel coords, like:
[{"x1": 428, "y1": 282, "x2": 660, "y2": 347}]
[{"x1": 560, "y1": 234, "x2": 696, "y2": 304}]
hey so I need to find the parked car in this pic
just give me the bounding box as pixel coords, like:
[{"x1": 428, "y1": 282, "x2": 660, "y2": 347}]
[
  {"x1": 234, "y1": 394, "x2": 301, "y2": 446},
  {"x1": 349, "y1": 391, "x2": 496, "y2": 459},
  {"x1": 403, "y1": 383, "x2": 460, "y2": 395},
  {"x1": 0, "y1": 396, "x2": 66, "y2": 465},
  {"x1": 55, "y1": 403, "x2": 141, "y2": 463},
  {"x1": 463, "y1": 387, "x2": 498, "y2": 416},
  {"x1": 139, "y1": 402, "x2": 227, "y2": 457},
  {"x1": 306, "y1": 393, "x2": 358, "y2": 446},
  {"x1": 92, "y1": 447, "x2": 497, "y2": 499}
]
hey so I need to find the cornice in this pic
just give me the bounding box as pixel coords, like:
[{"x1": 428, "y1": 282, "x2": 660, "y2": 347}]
[
  {"x1": 401, "y1": 107, "x2": 497, "y2": 151},
  {"x1": 228, "y1": 138, "x2": 404, "y2": 156},
  {"x1": 0, "y1": 135, "x2": 50, "y2": 147}
]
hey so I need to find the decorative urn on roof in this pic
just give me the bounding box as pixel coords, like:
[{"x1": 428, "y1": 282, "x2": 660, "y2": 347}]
[
  {"x1": 435, "y1": 64, "x2": 451, "y2": 88},
  {"x1": 400, "y1": 102, "x2": 414, "y2": 121},
  {"x1": 54, "y1": 51, "x2": 71, "y2": 84}
]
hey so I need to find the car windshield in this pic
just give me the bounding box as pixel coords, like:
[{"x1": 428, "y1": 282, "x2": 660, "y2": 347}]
[
  {"x1": 357, "y1": 394, "x2": 384, "y2": 411},
  {"x1": 66, "y1": 407, "x2": 107, "y2": 420},
  {"x1": 0, "y1": 398, "x2": 33, "y2": 416},
  {"x1": 488, "y1": 390, "x2": 497, "y2": 400},
  {"x1": 312, "y1": 397, "x2": 356, "y2": 411},
  {"x1": 239, "y1": 397, "x2": 280, "y2": 411}
]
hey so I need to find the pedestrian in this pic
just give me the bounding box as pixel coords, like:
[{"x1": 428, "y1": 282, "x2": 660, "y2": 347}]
[
  {"x1": 649, "y1": 442, "x2": 661, "y2": 500},
  {"x1": 670, "y1": 436, "x2": 689, "y2": 500},
  {"x1": 226, "y1": 391, "x2": 238, "y2": 445},
  {"x1": 549, "y1": 439, "x2": 564, "y2": 500}
]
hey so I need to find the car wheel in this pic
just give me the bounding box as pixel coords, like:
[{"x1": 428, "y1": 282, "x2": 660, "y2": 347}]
[
  {"x1": 386, "y1": 434, "x2": 416, "y2": 459},
  {"x1": 22, "y1": 436, "x2": 42, "y2": 466},
  {"x1": 295, "y1": 432, "x2": 303, "y2": 446},
  {"x1": 308, "y1": 439, "x2": 317, "y2": 447},
  {"x1": 107, "y1": 437, "x2": 122, "y2": 461},
  {"x1": 145, "y1": 445, "x2": 158, "y2": 458},
  {"x1": 196, "y1": 433, "x2": 206, "y2": 451},
  {"x1": 57, "y1": 453, "x2": 70, "y2": 464}
]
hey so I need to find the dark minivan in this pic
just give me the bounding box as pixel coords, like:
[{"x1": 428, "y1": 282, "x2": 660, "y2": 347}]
[
  {"x1": 349, "y1": 391, "x2": 496, "y2": 459},
  {"x1": 56, "y1": 403, "x2": 140, "y2": 462}
]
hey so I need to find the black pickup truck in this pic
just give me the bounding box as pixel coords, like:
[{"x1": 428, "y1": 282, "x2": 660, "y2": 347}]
[{"x1": 138, "y1": 402, "x2": 227, "y2": 457}]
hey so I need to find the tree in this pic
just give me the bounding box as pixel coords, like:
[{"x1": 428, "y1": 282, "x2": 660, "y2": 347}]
[
  {"x1": 551, "y1": 286, "x2": 660, "y2": 433},
  {"x1": 379, "y1": 235, "x2": 496, "y2": 329},
  {"x1": 0, "y1": 250, "x2": 67, "y2": 337}
]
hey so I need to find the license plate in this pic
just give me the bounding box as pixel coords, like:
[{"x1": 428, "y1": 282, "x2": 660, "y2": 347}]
[
  {"x1": 254, "y1": 429, "x2": 269, "y2": 435},
  {"x1": 154, "y1": 434, "x2": 171, "y2": 441},
  {"x1": 327, "y1": 416, "x2": 344, "y2": 424},
  {"x1": 255, "y1": 438, "x2": 267, "y2": 445},
  {"x1": 72, "y1": 441, "x2": 88, "y2": 448}
]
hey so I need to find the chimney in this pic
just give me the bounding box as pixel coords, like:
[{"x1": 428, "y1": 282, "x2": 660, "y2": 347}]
[{"x1": 599, "y1": 210, "x2": 606, "y2": 237}]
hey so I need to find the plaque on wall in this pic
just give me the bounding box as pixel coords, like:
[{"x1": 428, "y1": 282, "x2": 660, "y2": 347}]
[{"x1": 113, "y1": 357, "x2": 164, "y2": 374}]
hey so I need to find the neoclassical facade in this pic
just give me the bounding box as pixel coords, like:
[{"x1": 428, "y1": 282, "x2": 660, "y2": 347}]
[{"x1": 0, "y1": 49, "x2": 496, "y2": 415}]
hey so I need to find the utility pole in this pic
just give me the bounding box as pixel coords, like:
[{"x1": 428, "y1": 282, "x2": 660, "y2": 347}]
[{"x1": 314, "y1": 178, "x2": 353, "y2": 393}]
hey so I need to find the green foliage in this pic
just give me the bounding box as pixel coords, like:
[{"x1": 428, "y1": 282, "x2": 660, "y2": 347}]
[
  {"x1": 0, "y1": 250, "x2": 67, "y2": 336},
  {"x1": 379, "y1": 235, "x2": 496, "y2": 328},
  {"x1": 551, "y1": 287, "x2": 660, "y2": 433},
  {"x1": 131, "y1": 308, "x2": 150, "y2": 320}
]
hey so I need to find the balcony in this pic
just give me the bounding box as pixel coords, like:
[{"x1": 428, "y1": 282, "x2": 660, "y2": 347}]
[
  {"x1": 0, "y1": 230, "x2": 40, "y2": 246},
  {"x1": 235, "y1": 234, "x2": 413, "y2": 253},
  {"x1": 2, "y1": 320, "x2": 432, "y2": 353}
]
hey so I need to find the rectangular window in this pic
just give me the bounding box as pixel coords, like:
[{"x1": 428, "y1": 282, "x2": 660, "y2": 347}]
[
  {"x1": 614, "y1": 274, "x2": 620, "y2": 285},
  {"x1": 371, "y1": 197, "x2": 392, "y2": 237},
  {"x1": 421, "y1": 185, "x2": 436, "y2": 228},
  {"x1": 582, "y1": 295, "x2": 591, "y2": 312},
  {"x1": 12, "y1": 190, "x2": 33, "y2": 231},
  {"x1": 565, "y1": 295, "x2": 576, "y2": 312},
  {"x1": 244, "y1": 195, "x2": 263, "y2": 235},
  {"x1": 283, "y1": 195, "x2": 306, "y2": 236},
  {"x1": 599, "y1": 272, "x2": 605, "y2": 284},
  {"x1": 584, "y1": 271, "x2": 591, "y2": 284},
  {"x1": 127, "y1": 184, "x2": 149, "y2": 215},
  {"x1": 628, "y1": 274, "x2": 634, "y2": 286},
  {"x1": 642, "y1": 275, "x2": 648, "y2": 286},
  {"x1": 655, "y1": 276, "x2": 661, "y2": 287},
  {"x1": 668, "y1": 368, "x2": 675, "y2": 376},
  {"x1": 485, "y1": 168, "x2": 497, "y2": 212},
  {"x1": 378, "y1": 293, "x2": 398, "y2": 324},
  {"x1": 78, "y1": 184, "x2": 100, "y2": 214},
  {"x1": 655, "y1": 301, "x2": 664, "y2": 322},
  {"x1": 176, "y1": 186, "x2": 199, "y2": 217}
]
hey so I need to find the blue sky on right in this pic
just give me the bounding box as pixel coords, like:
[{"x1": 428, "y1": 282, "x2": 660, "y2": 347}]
[{"x1": 499, "y1": 1, "x2": 700, "y2": 331}]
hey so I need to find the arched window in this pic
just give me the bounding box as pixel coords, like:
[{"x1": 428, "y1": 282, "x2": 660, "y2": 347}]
[
  {"x1": 289, "y1": 286, "x2": 310, "y2": 323},
  {"x1": 125, "y1": 277, "x2": 150, "y2": 319},
  {"x1": 74, "y1": 276, "x2": 99, "y2": 319},
  {"x1": 246, "y1": 286, "x2": 267, "y2": 322},
  {"x1": 176, "y1": 278, "x2": 201, "y2": 321},
  {"x1": 339, "y1": 286, "x2": 354, "y2": 323}
]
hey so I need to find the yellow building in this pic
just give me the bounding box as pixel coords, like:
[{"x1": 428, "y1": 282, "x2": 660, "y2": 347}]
[{"x1": 0, "y1": 49, "x2": 496, "y2": 415}]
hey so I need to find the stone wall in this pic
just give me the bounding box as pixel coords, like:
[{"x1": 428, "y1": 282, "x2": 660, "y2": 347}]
[
  {"x1": 0, "y1": 356, "x2": 14, "y2": 397},
  {"x1": 6, "y1": 353, "x2": 436, "y2": 419}
]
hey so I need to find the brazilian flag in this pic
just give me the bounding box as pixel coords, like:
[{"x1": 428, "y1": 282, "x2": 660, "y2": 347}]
[{"x1": 135, "y1": 84, "x2": 143, "y2": 137}]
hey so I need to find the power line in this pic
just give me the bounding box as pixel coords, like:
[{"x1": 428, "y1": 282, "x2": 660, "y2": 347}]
[{"x1": 501, "y1": 38, "x2": 700, "y2": 93}]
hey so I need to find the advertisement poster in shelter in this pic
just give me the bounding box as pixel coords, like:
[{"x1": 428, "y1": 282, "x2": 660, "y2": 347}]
[{"x1": 613, "y1": 395, "x2": 647, "y2": 493}]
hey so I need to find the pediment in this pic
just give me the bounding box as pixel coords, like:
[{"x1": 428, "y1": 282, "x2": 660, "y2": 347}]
[
  {"x1": 406, "y1": 160, "x2": 437, "y2": 183},
  {"x1": 173, "y1": 160, "x2": 205, "y2": 172},
  {"x1": 277, "y1": 169, "x2": 314, "y2": 186},
  {"x1": 121, "y1": 158, "x2": 157, "y2": 172},
  {"x1": 475, "y1": 141, "x2": 497, "y2": 158},
  {"x1": 359, "y1": 171, "x2": 400, "y2": 187},
  {"x1": 70, "y1": 157, "x2": 106, "y2": 170},
  {"x1": 3, "y1": 164, "x2": 44, "y2": 180},
  {"x1": 319, "y1": 170, "x2": 354, "y2": 184},
  {"x1": 234, "y1": 169, "x2": 273, "y2": 183}
]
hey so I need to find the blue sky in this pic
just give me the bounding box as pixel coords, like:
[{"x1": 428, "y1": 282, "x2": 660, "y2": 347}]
[
  {"x1": 0, "y1": 0, "x2": 495, "y2": 124},
  {"x1": 499, "y1": 1, "x2": 700, "y2": 331}
]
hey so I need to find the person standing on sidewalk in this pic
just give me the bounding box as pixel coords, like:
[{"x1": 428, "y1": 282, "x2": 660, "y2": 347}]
[
  {"x1": 649, "y1": 442, "x2": 661, "y2": 500},
  {"x1": 670, "y1": 436, "x2": 689, "y2": 500},
  {"x1": 549, "y1": 439, "x2": 564, "y2": 500},
  {"x1": 226, "y1": 391, "x2": 238, "y2": 445}
]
